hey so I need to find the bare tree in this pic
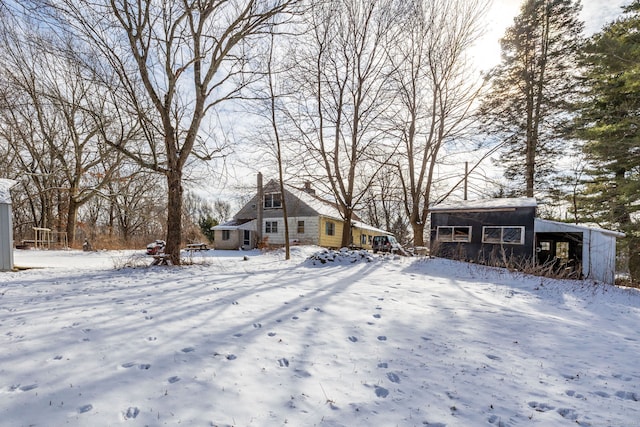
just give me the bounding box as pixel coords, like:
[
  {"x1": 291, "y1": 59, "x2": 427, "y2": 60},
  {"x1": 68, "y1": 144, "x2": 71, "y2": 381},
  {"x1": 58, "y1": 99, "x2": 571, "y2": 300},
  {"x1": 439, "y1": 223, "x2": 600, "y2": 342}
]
[
  {"x1": 0, "y1": 19, "x2": 128, "y2": 246},
  {"x1": 44, "y1": 0, "x2": 299, "y2": 264},
  {"x1": 389, "y1": 0, "x2": 488, "y2": 246},
  {"x1": 289, "y1": 0, "x2": 397, "y2": 247}
]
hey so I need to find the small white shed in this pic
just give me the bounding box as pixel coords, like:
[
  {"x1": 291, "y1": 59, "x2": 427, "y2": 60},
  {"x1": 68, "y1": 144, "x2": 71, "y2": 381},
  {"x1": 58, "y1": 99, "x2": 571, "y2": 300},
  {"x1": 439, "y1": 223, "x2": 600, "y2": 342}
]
[
  {"x1": 0, "y1": 179, "x2": 17, "y2": 271},
  {"x1": 535, "y1": 218, "x2": 625, "y2": 285}
]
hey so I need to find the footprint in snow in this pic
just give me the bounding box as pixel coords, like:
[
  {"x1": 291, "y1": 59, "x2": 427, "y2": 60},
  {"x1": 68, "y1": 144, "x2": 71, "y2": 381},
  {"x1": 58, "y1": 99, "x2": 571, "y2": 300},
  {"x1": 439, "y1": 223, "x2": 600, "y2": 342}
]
[
  {"x1": 557, "y1": 408, "x2": 578, "y2": 420},
  {"x1": 615, "y1": 391, "x2": 639, "y2": 401},
  {"x1": 348, "y1": 336, "x2": 358, "y2": 343},
  {"x1": 78, "y1": 404, "x2": 93, "y2": 414},
  {"x1": 374, "y1": 385, "x2": 389, "y2": 398},
  {"x1": 486, "y1": 354, "x2": 501, "y2": 361},
  {"x1": 565, "y1": 389, "x2": 585, "y2": 399},
  {"x1": 528, "y1": 401, "x2": 554, "y2": 412},
  {"x1": 373, "y1": 314, "x2": 381, "y2": 319},
  {"x1": 377, "y1": 336, "x2": 387, "y2": 341},
  {"x1": 253, "y1": 323, "x2": 262, "y2": 328},
  {"x1": 377, "y1": 362, "x2": 388, "y2": 368},
  {"x1": 167, "y1": 376, "x2": 180, "y2": 384},
  {"x1": 386, "y1": 372, "x2": 400, "y2": 383},
  {"x1": 268, "y1": 332, "x2": 276, "y2": 337},
  {"x1": 124, "y1": 406, "x2": 139, "y2": 419},
  {"x1": 121, "y1": 362, "x2": 136, "y2": 368},
  {"x1": 593, "y1": 391, "x2": 610, "y2": 398},
  {"x1": 53, "y1": 355, "x2": 63, "y2": 360},
  {"x1": 181, "y1": 347, "x2": 195, "y2": 353},
  {"x1": 226, "y1": 354, "x2": 237, "y2": 360},
  {"x1": 138, "y1": 364, "x2": 151, "y2": 370},
  {"x1": 278, "y1": 358, "x2": 289, "y2": 367}
]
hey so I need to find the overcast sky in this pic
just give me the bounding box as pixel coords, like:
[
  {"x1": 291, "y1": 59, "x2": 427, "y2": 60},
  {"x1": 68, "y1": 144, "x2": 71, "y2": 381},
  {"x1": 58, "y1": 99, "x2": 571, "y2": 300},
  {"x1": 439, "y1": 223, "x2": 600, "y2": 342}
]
[{"x1": 474, "y1": 0, "x2": 631, "y2": 70}]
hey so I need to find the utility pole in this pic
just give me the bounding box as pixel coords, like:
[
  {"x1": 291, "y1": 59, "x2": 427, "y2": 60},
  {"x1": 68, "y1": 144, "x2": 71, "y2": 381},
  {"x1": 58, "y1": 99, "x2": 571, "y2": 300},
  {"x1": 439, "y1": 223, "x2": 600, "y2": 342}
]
[{"x1": 464, "y1": 162, "x2": 468, "y2": 201}]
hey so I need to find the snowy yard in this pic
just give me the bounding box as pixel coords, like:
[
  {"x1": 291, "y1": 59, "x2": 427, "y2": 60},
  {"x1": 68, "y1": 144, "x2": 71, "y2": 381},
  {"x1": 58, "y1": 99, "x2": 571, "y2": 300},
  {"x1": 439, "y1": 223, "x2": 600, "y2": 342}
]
[{"x1": 1, "y1": 247, "x2": 639, "y2": 426}]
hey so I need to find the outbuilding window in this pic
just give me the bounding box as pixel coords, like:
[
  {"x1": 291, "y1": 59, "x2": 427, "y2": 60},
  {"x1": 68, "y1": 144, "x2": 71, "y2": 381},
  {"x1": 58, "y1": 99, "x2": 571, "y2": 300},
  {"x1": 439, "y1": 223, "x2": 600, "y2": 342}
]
[
  {"x1": 436, "y1": 226, "x2": 471, "y2": 242},
  {"x1": 222, "y1": 230, "x2": 230, "y2": 240},
  {"x1": 482, "y1": 226, "x2": 525, "y2": 245}
]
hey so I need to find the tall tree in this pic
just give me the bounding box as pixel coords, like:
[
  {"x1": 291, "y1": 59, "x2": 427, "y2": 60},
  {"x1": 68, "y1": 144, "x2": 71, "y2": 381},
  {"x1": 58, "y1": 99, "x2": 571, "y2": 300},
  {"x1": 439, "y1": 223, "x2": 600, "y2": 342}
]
[
  {"x1": 480, "y1": 0, "x2": 584, "y2": 197},
  {"x1": 46, "y1": 0, "x2": 299, "y2": 264},
  {"x1": 575, "y1": 0, "x2": 640, "y2": 281},
  {"x1": 290, "y1": 0, "x2": 397, "y2": 247},
  {"x1": 389, "y1": 0, "x2": 487, "y2": 247}
]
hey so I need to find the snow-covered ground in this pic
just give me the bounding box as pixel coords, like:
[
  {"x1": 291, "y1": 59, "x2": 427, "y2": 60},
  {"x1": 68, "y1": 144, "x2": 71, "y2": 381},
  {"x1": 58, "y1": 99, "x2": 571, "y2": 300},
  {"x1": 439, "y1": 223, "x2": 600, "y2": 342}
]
[{"x1": 1, "y1": 247, "x2": 639, "y2": 427}]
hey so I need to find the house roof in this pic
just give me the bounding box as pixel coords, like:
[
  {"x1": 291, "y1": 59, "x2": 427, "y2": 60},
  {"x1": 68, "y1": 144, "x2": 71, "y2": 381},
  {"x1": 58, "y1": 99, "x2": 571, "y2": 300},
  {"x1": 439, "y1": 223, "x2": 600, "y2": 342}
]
[
  {"x1": 352, "y1": 221, "x2": 392, "y2": 235},
  {"x1": 0, "y1": 179, "x2": 17, "y2": 204},
  {"x1": 212, "y1": 219, "x2": 257, "y2": 231},
  {"x1": 286, "y1": 185, "x2": 345, "y2": 220},
  {"x1": 430, "y1": 197, "x2": 537, "y2": 212},
  {"x1": 535, "y1": 218, "x2": 625, "y2": 238}
]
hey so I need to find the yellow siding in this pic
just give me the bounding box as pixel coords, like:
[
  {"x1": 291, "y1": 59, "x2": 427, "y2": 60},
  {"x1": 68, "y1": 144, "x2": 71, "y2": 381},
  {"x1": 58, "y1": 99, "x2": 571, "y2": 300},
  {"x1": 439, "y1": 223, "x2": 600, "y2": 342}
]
[
  {"x1": 318, "y1": 217, "x2": 344, "y2": 248},
  {"x1": 318, "y1": 216, "x2": 389, "y2": 249},
  {"x1": 352, "y1": 227, "x2": 388, "y2": 250}
]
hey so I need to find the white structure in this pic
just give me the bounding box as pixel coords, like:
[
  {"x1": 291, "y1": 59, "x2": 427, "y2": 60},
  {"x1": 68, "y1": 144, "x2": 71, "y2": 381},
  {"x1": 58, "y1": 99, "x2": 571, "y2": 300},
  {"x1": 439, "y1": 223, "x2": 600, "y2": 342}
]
[
  {"x1": 0, "y1": 179, "x2": 17, "y2": 271},
  {"x1": 535, "y1": 219, "x2": 625, "y2": 285}
]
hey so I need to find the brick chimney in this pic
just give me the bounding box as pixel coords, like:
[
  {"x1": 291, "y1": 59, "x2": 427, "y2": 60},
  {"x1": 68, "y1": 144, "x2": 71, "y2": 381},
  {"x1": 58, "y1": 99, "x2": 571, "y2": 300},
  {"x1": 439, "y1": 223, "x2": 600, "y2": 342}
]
[{"x1": 303, "y1": 181, "x2": 315, "y2": 195}]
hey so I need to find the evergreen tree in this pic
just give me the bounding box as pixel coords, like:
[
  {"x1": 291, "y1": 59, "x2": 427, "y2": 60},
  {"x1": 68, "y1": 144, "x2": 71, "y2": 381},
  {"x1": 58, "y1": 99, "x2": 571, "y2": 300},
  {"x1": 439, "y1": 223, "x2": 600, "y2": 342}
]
[
  {"x1": 198, "y1": 215, "x2": 217, "y2": 243},
  {"x1": 480, "y1": 0, "x2": 584, "y2": 197},
  {"x1": 575, "y1": 1, "x2": 640, "y2": 281}
]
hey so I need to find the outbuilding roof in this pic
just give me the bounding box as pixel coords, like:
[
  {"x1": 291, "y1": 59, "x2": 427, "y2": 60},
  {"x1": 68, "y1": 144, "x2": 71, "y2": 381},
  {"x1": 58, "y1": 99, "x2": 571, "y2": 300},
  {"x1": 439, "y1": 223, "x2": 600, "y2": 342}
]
[
  {"x1": 535, "y1": 218, "x2": 625, "y2": 238},
  {"x1": 430, "y1": 197, "x2": 537, "y2": 212}
]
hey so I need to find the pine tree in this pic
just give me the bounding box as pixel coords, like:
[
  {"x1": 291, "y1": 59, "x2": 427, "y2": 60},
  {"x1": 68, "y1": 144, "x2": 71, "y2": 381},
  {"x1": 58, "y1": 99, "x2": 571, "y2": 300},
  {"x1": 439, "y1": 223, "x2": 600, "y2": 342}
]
[
  {"x1": 480, "y1": 0, "x2": 584, "y2": 197},
  {"x1": 575, "y1": 0, "x2": 640, "y2": 281}
]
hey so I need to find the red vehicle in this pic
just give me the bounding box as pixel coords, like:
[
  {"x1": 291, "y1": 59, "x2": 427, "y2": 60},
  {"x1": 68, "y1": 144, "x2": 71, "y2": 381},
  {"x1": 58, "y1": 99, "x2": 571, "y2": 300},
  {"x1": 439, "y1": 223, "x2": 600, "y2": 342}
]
[{"x1": 146, "y1": 240, "x2": 166, "y2": 255}]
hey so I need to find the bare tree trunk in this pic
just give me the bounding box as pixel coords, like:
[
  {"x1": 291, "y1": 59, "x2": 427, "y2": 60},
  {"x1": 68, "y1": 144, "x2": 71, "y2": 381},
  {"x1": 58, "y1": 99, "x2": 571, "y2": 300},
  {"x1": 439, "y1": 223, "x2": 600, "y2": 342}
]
[{"x1": 165, "y1": 168, "x2": 183, "y2": 265}]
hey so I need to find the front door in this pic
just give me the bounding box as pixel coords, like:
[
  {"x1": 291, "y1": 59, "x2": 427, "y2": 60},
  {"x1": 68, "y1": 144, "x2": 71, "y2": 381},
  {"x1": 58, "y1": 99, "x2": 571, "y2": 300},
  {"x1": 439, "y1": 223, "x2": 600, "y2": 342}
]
[{"x1": 243, "y1": 230, "x2": 251, "y2": 248}]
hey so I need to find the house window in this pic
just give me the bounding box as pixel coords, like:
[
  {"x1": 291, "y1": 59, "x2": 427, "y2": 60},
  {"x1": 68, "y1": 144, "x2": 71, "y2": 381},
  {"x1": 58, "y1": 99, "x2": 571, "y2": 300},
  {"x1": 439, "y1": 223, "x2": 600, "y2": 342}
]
[
  {"x1": 361, "y1": 234, "x2": 367, "y2": 245},
  {"x1": 265, "y1": 221, "x2": 278, "y2": 233},
  {"x1": 482, "y1": 226, "x2": 525, "y2": 245},
  {"x1": 264, "y1": 193, "x2": 282, "y2": 209},
  {"x1": 297, "y1": 221, "x2": 305, "y2": 234},
  {"x1": 325, "y1": 221, "x2": 335, "y2": 236},
  {"x1": 436, "y1": 226, "x2": 471, "y2": 242},
  {"x1": 222, "y1": 230, "x2": 230, "y2": 241}
]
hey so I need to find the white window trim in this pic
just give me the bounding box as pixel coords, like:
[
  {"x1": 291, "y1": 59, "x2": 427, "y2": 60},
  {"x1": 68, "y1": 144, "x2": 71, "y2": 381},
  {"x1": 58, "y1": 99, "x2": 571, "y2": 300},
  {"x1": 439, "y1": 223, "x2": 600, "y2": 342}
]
[
  {"x1": 325, "y1": 221, "x2": 335, "y2": 236},
  {"x1": 265, "y1": 220, "x2": 278, "y2": 234},
  {"x1": 436, "y1": 226, "x2": 472, "y2": 242},
  {"x1": 264, "y1": 193, "x2": 282, "y2": 209},
  {"x1": 481, "y1": 226, "x2": 525, "y2": 245}
]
